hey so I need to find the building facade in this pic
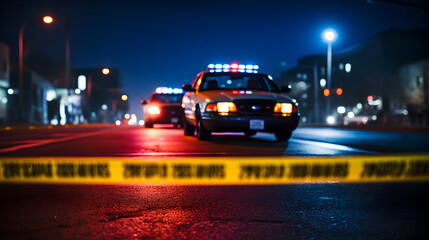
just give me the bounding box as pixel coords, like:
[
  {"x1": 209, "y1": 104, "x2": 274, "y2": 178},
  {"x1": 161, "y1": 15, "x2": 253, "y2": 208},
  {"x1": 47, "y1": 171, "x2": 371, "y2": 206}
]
[
  {"x1": 9, "y1": 71, "x2": 58, "y2": 124},
  {"x1": 72, "y1": 68, "x2": 128, "y2": 123},
  {"x1": 277, "y1": 30, "x2": 429, "y2": 125},
  {"x1": 0, "y1": 42, "x2": 10, "y2": 123}
]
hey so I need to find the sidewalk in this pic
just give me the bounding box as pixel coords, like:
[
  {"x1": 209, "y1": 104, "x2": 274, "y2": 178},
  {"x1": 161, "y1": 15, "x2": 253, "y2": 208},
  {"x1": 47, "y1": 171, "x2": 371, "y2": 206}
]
[{"x1": 299, "y1": 124, "x2": 429, "y2": 133}]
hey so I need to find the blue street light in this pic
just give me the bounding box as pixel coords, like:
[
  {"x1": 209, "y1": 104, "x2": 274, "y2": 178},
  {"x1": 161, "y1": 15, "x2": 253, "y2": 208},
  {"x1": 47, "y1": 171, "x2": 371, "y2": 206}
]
[{"x1": 322, "y1": 28, "x2": 338, "y2": 118}]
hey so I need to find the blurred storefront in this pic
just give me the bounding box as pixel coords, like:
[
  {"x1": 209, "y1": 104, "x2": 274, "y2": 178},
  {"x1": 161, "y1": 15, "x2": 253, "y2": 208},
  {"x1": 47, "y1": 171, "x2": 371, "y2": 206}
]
[
  {"x1": 278, "y1": 30, "x2": 429, "y2": 126},
  {"x1": 0, "y1": 42, "x2": 10, "y2": 123}
]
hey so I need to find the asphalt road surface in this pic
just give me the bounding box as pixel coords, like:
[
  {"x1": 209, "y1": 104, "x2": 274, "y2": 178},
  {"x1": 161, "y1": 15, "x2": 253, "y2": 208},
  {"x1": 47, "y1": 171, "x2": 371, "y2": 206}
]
[
  {"x1": 0, "y1": 125, "x2": 428, "y2": 239},
  {"x1": 1, "y1": 125, "x2": 428, "y2": 156}
]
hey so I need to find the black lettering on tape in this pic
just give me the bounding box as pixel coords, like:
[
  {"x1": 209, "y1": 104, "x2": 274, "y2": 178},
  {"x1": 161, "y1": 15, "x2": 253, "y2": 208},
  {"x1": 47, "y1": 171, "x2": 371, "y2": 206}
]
[
  {"x1": 406, "y1": 160, "x2": 429, "y2": 177},
  {"x1": 123, "y1": 164, "x2": 167, "y2": 178},
  {"x1": 2, "y1": 163, "x2": 21, "y2": 178},
  {"x1": 173, "y1": 164, "x2": 192, "y2": 178},
  {"x1": 2, "y1": 163, "x2": 53, "y2": 179},
  {"x1": 289, "y1": 164, "x2": 309, "y2": 178},
  {"x1": 172, "y1": 164, "x2": 225, "y2": 179},
  {"x1": 334, "y1": 163, "x2": 349, "y2": 178},
  {"x1": 123, "y1": 164, "x2": 139, "y2": 178},
  {"x1": 100, "y1": 164, "x2": 110, "y2": 177},
  {"x1": 289, "y1": 163, "x2": 349, "y2": 178},
  {"x1": 196, "y1": 165, "x2": 225, "y2": 178},
  {"x1": 77, "y1": 164, "x2": 110, "y2": 178},
  {"x1": 23, "y1": 163, "x2": 53, "y2": 178},
  {"x1": 240, "y1": 165, "x2": 285, "y2": 179},
  {"x1": 56, "y1": 163, "x2": 110, "y2": 178},
  {"x1": 56, "y1": 163, "x2": 75, "y2": 177},
  {"x1": 361, "y1": 161, "x2": 406, "y2": 178}
]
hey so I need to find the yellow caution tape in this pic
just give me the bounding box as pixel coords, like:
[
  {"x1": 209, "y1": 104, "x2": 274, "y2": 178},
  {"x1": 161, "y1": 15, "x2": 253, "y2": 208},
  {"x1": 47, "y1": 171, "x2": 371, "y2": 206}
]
[{"x1": 0, "y1": 155, "x2": 428, "y2": 184}]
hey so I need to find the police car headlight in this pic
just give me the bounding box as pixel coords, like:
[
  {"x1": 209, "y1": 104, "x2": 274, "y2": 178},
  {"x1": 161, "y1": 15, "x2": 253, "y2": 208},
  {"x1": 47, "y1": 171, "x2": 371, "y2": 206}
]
[
  {"x1": 206, "y1": 102, "x2": 237, "y2": 113},
  {"x1": 274, "y1": 103, "x2": 293, "y2": 114},
  {"x1": 148, "y1": 106, "x2": 160, "y2": 115}
]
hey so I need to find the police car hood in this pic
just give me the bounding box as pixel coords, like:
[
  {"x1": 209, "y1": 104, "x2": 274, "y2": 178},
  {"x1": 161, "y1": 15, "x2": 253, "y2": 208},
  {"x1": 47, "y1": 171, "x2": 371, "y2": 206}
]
[{"x1": 202, "y1": 90, "x2": 294, "y2": 103}]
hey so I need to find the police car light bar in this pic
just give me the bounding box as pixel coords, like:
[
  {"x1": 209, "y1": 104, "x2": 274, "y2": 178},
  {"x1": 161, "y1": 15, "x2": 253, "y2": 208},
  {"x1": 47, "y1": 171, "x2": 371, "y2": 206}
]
[
  {"x1": 208, "y1": 63, "x2": 259, "y2": 73},
  {"x1": 156, "y1": 87, "x2": 183, "y2": 94}
]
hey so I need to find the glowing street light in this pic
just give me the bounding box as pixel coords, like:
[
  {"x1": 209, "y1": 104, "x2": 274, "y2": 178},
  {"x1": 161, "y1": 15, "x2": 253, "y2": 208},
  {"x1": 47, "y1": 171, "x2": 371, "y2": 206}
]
[
  {"x1": 86, "y1": 68, "x2": 110, "y2": 98},
  {"x1": 43, "y1": 16, "x2": 53, "y2": 24},
  {"x1": 322, "y1": 28, "x2": 338, "y2": 117},
  {"x1": 322, "y1": 29, "x2": 337, "y2": 43},
  {"x1": 121, "y1": 94, "x2": 128, "y2": 101},
  {"x1": 102, "y1": 68, "x2": 110, "y2": 75}
]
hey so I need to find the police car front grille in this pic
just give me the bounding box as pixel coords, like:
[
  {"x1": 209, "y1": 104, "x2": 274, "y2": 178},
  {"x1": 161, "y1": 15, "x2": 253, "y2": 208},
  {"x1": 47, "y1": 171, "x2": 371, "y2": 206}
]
[
  {"x1": 161, "y1": 106, "x2": 182, "y2": 116},
  {"x1": 233, "y1": 99, "x2": 276, "y2": 115}
]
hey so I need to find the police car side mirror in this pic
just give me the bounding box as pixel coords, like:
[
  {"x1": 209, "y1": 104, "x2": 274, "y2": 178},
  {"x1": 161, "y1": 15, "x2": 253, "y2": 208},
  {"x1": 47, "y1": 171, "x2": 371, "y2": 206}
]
[
  {"x1": 182, "y1": 84, "x2": 195, "y2": 92},
  {"x1": 281, "y1": 85, "x2": 291, "y2": 93},
  {"x1": 140, "y1": 100, "x2": 147, "y2": 105}
]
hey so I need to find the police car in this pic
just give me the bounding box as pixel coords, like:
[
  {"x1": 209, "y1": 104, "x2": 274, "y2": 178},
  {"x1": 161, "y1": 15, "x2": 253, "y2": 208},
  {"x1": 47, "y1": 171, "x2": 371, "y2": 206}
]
[
  {"x1": 141, "y1": 87, "x2": 184, "y2": 128},
  {"x1": 181, "y1": 63, "x2": 300, "y2": 141}
]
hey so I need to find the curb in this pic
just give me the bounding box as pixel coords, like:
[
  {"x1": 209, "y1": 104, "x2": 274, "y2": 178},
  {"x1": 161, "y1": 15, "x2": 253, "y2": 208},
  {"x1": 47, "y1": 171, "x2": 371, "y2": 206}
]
[{"x1": 299, "y1": 124, "x2": 429, "y2": 133}]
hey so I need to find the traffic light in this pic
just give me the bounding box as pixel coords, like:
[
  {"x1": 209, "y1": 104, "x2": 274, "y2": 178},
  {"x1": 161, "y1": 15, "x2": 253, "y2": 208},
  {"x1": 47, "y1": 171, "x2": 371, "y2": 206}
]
[
  {"x1": 336, "y1": 88, "x2": 343, "y2": 96},
  {"x1": 367, "y1": 95, "x2": 373, "y2": 102},
  {"x1": 323, "y1": 89, "x2": 330, "y2": 96}
]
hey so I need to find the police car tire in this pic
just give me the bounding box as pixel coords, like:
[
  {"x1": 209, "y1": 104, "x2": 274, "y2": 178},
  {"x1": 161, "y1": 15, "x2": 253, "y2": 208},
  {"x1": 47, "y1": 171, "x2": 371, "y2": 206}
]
[
  {"x1": 184, "y1": 120, "x2": 195, "y2": 136},
  {"x1": 196, "y1": 110, "x2": 211, "y2": 140},
  {"x1": 275, "y1": 131, "x2": 292, "y2": 141},
  {"x1": 244, "y1": 131, "x2": 257, "y2": 137}
]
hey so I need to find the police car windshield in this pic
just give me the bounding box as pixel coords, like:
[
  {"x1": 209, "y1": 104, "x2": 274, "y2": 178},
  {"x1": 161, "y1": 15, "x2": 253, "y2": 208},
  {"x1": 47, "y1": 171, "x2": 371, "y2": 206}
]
[
  {"x1": 199, "y1": 73, "x2": 279, "y2": 92},
  {"x1": 150, "y1": 94, "x2": 183, "y2": 103}
]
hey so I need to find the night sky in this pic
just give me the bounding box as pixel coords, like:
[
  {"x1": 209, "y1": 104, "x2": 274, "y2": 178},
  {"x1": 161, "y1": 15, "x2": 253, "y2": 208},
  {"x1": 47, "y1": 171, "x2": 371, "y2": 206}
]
[{"x1": 1, "y1": 0, "x2": 428, "y2": 120}]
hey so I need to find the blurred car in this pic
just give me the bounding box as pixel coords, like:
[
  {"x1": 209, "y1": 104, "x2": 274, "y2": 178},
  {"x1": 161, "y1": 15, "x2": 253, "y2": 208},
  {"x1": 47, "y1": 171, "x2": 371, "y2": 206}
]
[
  {"x1": 344, "y1": 115, "x2": 377, "y2": 125},
  {"x1": 141, "y1": 87, "x2": 184, "y2": 128},
  {"x1": 181, "y1": 63, "x2": 300, "y2": 141}
]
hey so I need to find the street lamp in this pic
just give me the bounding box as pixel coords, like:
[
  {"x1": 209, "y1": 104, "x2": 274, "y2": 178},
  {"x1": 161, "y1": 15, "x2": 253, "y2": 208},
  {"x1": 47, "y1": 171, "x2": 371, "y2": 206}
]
[
  {"x1": 43, "y1": 16, "x2": 53, "y2": 24},
  {"x1": 322, "y1": 28, "x2": 338, "y2": 117},
  {"x1": 18, "y1": 15, "x2": 69, "y2": 121},
  {"x1": 19, "y1": 16, "x2": 53, "y2": 121},
  {"x1": 102, "y1": 68, "x2": 110, "y2": 75}
]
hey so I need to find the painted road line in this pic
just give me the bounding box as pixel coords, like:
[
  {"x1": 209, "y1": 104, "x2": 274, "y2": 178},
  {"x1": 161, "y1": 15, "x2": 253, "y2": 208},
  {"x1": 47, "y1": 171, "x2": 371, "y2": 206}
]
[
  {"x1": 291, "y1": 139, "x2": 377, "y2": 154},
  {"x1": 0, "y1": 128, "x2": 118, "y2": 154},
  {"x1": 0, "y1": 155, "x2": 428, "y2": 184},
  {"x1": 0, "y1": 123, "x2": 117, "y2": 131}
]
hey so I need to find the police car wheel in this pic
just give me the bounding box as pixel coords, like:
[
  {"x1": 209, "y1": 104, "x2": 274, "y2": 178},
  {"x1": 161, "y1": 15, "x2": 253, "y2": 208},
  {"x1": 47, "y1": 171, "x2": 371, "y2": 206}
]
[
  {"x1": 275, "y1": 131, "x2": 291, "y2": 141},
  {"x1": 183, "y1": 120, "x2": 195, "y2": 136},
  {"x1": 244, "y1": 131, "x2": 257, "y2": 137},
  {"x1": 196, "y1": 111, "x2": 211, "y2": 140}
]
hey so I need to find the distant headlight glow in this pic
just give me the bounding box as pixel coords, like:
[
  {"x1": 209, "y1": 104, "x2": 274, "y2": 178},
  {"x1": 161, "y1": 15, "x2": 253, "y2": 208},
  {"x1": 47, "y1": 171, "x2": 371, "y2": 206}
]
[
  {"x1": 217, "y1": 102, "x2": 237, "y2": 113},
  {"x1": 148, "y1": 106, "x2": 160, "y2": 115},
  {"x1": 206, "y1": 102, "x2": 237, "y2": 113}
]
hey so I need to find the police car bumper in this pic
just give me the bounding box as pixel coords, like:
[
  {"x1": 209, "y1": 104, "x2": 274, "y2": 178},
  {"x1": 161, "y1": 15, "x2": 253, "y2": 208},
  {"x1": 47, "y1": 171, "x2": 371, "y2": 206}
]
[
  {"x1": 201, "y1": 113, "x2": 300, "y2": 132},
  {"x1": 145, "y1": 112, "x2": 184, "y2": 124},
  {"x1": 146, "y1": 115, "x2": 182, "y2": 124}
]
